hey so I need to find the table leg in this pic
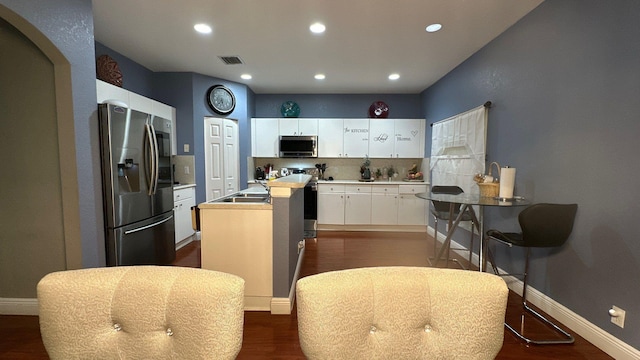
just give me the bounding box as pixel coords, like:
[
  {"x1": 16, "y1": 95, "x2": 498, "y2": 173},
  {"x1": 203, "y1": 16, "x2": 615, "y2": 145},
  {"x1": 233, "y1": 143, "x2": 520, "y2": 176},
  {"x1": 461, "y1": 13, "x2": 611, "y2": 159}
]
[{"x1": 479, "y1": 206, "x2": 486, "y2": 272}]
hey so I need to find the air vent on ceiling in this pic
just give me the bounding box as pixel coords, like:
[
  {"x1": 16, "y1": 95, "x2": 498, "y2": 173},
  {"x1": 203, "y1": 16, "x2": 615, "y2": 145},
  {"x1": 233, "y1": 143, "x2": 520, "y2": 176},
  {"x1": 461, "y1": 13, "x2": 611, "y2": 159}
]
[{"x1": 218, "y1": 56, "x2": 244, "y2": 65}]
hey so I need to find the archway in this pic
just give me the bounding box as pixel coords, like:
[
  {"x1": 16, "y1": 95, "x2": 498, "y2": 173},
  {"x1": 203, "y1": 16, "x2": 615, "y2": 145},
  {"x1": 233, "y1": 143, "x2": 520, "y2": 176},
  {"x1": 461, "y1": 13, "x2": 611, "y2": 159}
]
[{"x1": 0, "y1": 6, "x2": 80, "y2": 309}]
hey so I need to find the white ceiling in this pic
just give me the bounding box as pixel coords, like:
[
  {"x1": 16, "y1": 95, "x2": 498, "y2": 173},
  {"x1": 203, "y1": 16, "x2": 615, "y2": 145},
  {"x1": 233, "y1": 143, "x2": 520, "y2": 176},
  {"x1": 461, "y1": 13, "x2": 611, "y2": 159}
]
[{"x1": 92, "y1": 0, "x2": 543, "y2": 94}]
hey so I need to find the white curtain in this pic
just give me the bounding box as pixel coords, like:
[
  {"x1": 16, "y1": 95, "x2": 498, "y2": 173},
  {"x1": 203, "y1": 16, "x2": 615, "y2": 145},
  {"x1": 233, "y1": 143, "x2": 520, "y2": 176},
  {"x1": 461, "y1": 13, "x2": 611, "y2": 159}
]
[{"x1": 430, "y1": 104, "x2": 488, "y2": 195}]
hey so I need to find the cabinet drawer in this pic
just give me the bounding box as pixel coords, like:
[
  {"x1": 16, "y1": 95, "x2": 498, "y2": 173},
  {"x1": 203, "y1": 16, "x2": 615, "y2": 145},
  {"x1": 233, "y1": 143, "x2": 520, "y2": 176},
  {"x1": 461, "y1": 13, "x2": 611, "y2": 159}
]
[
  {"x1": 345, "y1": 185, "x2": 372, "y2": 193},
  {"x1": 398, "y1": 184, "x2": 427, "y2": 194},
  {"x1": 318, "y1": 184, "x2": 345, "y2": 194},
  {"x1": 371, "y1": 185, "x2": 399, "y2": 194},
  {"x1": 174, "y1": 187, "x2": 195, "y2": 202}
]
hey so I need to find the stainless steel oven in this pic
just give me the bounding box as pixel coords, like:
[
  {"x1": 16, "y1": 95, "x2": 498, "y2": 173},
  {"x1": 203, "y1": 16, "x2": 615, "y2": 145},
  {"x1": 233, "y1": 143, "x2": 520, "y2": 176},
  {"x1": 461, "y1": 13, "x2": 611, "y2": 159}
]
[{"x1": 292, "y1": 168, "x2": 317, "y2": 237}]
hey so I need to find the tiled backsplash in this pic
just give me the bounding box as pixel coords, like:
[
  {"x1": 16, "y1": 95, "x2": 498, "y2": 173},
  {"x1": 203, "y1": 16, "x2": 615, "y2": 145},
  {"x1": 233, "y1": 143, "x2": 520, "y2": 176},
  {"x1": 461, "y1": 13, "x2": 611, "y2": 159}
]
[
  {"x1": 252, "y1": 157, "x2": 430, "y2": 182},
  {"x1": 173, "y1": 155, "x2": 195, "y2": 184}
]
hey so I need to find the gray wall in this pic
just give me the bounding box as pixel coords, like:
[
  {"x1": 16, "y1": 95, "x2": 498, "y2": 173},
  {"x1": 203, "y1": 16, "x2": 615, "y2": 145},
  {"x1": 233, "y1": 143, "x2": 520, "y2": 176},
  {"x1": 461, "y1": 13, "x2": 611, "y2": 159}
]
[
  {"x1": 95, "y1": 42, "x2": 154, "y2": 97},
  {"x1": 256, "y1": 94, "x2": 422, "y2": 119},
  {"x1": 421, "y1": 0, "x2": 640, "y2": 347}
]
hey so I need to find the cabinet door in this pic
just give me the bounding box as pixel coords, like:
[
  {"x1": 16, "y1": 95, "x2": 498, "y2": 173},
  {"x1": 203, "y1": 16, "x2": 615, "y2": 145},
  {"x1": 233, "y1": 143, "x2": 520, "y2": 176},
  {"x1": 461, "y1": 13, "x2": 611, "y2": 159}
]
[
  {"x1": 394, "y1": 119, "x2": 425, "y2": 158},
  {"x1": 129, "y1": 92, "x2": 154, "y2": 114},
  {"x1": 318, "y1": 193, "x2": 345, "y2": 225},
  {"x1": 252, "y1": 118, "x2": 279, "y2": 157},
  {"x1": 318, "y1": 119, "x2": 344, "y2": 157},
  {"x1": 96, "y1": 79, "x2": 129, "y2": 105},
  {"x1": 174, "y1": 188, "x2": 195, "y2": 243},
  {"x1": 343, "y1": 119, "x2": 369, "y2": 158},
  {"x1": 344, "y1": 192, "x2": 372, "y2": 225},
  {"x1": 298, "y1": 119, "x2": 318, "y2": 135},
  {"x1": 174, "y1": 200, "x2": 191, "y2": 243},
  {"x1": 369, "y1": 119, "x2": 395, "y2": 158},
  {"x1": 397, "y1": 194, "x2": 427, "y2": 225},
  {"x1": 371, "y1": 193, "x2": 398, "y2": 225},
  {"x1": 278, "y1": 118, "x2": 299, "y2": 135}
]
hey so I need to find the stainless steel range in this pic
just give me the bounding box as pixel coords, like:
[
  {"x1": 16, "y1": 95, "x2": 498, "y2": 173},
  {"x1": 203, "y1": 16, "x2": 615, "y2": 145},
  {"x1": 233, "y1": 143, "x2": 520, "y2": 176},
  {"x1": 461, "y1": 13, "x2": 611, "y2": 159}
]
[{"x1": 291, "y1": 168, "x2": 318, "y2": 238}]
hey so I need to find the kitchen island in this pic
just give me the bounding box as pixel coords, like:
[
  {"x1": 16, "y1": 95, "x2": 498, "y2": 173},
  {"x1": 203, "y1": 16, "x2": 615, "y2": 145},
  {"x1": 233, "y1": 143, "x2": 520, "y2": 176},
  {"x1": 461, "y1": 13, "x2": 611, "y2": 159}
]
[{"x1": 198, "y1": 174, "x2": 311, "y2": 314}]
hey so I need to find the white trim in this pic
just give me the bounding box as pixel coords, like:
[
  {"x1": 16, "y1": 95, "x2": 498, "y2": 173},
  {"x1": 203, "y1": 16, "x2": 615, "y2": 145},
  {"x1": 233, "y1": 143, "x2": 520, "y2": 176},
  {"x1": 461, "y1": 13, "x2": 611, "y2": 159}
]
[
  {"x1": 429, "y1": 226, "x2": 640, "y2": 360},
  {"x1": 269, "y1": 297, "x2": 292, "y2": 315},
  {"x1": 0, "y1": 298, "x2": 39, "y2": 315},
  {"x1": 270, "y1": 241, "x2": 306, "y2": 315}
]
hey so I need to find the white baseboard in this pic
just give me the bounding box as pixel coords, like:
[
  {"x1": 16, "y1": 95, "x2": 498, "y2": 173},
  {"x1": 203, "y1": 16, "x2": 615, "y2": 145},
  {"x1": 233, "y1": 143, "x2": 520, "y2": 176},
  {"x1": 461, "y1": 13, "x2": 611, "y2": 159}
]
[
  {"x1": 0, "y1": 298, "x2": 39, "y2": 315},
  {"x1": 429, "y1": 226, "x2": 640, "y2": 360},
  {"x1": 270, "y1": 239, "x2": 306, "y2": 315}
]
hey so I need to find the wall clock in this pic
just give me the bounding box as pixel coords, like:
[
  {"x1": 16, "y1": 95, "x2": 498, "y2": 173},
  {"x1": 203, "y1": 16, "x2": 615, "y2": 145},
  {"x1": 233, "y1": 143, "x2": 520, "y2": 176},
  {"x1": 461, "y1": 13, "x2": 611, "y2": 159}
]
[{"x1": 206, "y1": 85, "x2": 236, "y2": 115}]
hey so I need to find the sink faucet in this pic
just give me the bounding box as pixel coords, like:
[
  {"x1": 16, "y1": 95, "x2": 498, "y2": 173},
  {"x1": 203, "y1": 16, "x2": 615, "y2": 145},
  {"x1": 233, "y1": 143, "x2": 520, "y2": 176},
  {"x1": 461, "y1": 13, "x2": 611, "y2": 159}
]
[{"x1": 258, "y1": 180, "x2": 271, "y2": 200}]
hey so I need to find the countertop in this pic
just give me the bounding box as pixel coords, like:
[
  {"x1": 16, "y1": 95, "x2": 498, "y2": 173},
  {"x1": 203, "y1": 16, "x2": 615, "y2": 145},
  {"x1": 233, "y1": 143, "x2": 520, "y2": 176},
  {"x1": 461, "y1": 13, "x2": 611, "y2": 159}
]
[
  {"x1": 265, "y1": 174, "x2": 312, "y2": 188},
  {"x1": 173, "y1": 183, "x2": 196, "y2": 190},
  {"x1": 317, "y1": 179, "x2": 427, "y2": 185}
]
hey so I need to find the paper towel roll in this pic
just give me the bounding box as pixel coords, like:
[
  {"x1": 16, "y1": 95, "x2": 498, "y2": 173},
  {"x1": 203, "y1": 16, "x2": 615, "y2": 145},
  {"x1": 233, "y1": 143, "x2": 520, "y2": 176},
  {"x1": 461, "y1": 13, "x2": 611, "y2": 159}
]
[{"x1": 499, "y1": 166, "x2": 516, "y2": 199}]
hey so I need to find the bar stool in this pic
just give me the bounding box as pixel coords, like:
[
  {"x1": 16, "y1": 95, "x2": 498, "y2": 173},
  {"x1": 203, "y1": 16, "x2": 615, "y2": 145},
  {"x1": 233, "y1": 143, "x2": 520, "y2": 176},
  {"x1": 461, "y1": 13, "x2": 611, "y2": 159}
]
[
  {"x1": 486, "y1": 203, "x2": 578, "y2": 344},
  {"x1": 429, "y1": 185, "x2": 476, "y2": 269}
]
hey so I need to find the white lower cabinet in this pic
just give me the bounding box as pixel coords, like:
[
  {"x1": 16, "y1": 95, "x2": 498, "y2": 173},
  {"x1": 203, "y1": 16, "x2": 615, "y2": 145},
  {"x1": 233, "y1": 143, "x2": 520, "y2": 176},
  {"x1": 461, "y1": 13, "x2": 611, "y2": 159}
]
[
  {"x1": 371, "y1": 186, "x2": 399, "y2": 225},
  {"x1": 318, "y1": 184, "x2": 345, "y2": 225},
  {"x1": 318, "y1": 182, "x2": 427, "y2": 228},
  {"x1": 174, "y1": 186, "x2": 196, "y2": 244},
  {"x1": 397, "y1": 184, "x2": 428, "y2": 225},
  {"x1": 344, "y1": 185, "x2": 372, "y2": 225}
]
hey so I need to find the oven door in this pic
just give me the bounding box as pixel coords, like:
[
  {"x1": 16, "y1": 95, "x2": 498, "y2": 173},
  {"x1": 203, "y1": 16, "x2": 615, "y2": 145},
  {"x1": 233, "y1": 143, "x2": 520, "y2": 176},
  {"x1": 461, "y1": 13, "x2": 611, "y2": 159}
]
[{"x1": 303, "y1": 182, "x2": 317, "y2": 231}]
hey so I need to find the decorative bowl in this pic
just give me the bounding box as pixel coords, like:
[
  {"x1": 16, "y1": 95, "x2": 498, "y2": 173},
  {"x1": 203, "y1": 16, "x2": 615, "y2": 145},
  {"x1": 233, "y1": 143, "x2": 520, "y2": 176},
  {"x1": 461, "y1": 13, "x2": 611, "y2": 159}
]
[
  {"x1": 280, "y1": 101, "x2": 300, "y2": 117},
  {"x1": 368, "y1": 101, "x2": 389, "y2": 118}
]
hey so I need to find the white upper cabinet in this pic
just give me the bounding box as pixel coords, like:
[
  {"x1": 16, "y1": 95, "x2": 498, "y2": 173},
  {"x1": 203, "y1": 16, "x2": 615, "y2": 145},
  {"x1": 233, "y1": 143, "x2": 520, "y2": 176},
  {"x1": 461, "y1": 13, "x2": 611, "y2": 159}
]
[
  {"x1": 368, "y1": 119, "x2": 396, "y2": 158},
  {"x1": 96, "y1": 79, "x2": 129, "y2": 106},
  {"x1": 251, "y1": 117, "x2": 425, "y2": 159},
  {"x1": 279, "y1": 118, "x2": 318, "y2": 136},
  {"x1": 394, "y1": 119, "x2": 425, "y2": 158},
  {"x1": 96, "y1": 80, "x2": 177, "y2": 155},
  {"x1": 318, "y1": 119, "x2": 344, "y2": 157},
  {"x1": 251, "y1": 118, "x2": 280, "y2": 157},
  {"x1": 342, "y1": 119, "x2": 369, "y2": 158},
  {"x1": 369, "y1": 119, "x2": 425, "y2": 158},
  {"x1": 128, "y1": 92, "x2": 154, "y2": 114}
]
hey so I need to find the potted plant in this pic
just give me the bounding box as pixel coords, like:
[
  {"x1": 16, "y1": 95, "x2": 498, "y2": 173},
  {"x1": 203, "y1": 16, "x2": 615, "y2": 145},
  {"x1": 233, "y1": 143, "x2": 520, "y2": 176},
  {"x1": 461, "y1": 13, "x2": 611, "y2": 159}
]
[{"x1": 360, "y1": 156, "x2": 371, "y2": 180}]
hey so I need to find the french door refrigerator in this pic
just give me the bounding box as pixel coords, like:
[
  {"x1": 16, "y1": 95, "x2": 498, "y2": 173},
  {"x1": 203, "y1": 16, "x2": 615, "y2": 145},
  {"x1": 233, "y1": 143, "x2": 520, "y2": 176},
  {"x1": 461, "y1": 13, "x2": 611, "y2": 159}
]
[{"x1": 98, "y1": 103, "x2": 175, "y2": 266}]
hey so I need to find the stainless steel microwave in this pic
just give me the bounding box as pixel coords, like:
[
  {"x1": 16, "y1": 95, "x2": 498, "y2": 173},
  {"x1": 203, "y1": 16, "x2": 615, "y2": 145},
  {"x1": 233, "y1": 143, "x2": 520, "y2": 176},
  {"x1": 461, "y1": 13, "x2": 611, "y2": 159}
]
[{"x1": 279, "y1": 135, "x2": 317, "y2": 158}]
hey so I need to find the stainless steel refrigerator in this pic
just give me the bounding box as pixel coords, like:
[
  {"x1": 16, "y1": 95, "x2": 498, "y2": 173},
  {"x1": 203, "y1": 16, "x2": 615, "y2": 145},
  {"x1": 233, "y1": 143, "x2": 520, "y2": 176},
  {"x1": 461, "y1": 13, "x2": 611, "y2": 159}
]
[{"x1": 98, "y1": 103, "x2": 176, "y2": 266}]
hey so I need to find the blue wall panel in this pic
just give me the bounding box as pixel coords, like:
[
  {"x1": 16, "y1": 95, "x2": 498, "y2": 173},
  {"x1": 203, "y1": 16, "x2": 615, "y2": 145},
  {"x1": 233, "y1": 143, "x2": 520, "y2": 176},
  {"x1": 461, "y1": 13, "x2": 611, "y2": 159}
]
[{"x1": 421, "y1": 0, "x2": 640, "y2": 347}]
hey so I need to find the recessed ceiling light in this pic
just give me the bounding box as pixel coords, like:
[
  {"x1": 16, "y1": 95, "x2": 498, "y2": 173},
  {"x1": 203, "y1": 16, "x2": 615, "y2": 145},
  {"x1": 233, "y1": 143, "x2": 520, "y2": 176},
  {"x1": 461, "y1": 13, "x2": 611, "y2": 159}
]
[
  {"x1": 388, "y1": 73, "x2": 400, "y2": 80},
  {"x1": 194, "y1": 23, "x2": 212, "y2": 34},
  {"x1": 309, "y1": 22, "x2": 326, "y2": 34},
  {"x1": 314, "y1": 74, "x2": 326, "y2": 80},
  {"x1": 241, "y1": 74, "x2": 252, "y2": 80},
  {"x1": 425, "y1": 23, "x2": 442, "y2": 33}
]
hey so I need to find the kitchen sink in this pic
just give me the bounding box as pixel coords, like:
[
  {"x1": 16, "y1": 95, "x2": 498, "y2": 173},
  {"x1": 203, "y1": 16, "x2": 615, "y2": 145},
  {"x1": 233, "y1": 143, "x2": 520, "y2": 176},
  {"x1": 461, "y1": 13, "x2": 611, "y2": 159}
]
[
  {"x1": 235, "y1": 193, "x2": 268, "y2": 198},
  {"x1": 220, "y1": 193, "x2": 270, "y2": 203}
]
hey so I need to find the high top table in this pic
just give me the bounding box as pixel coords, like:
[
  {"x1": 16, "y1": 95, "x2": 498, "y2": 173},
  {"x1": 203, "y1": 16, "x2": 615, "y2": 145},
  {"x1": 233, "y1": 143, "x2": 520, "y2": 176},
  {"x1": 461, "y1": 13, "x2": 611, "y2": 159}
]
[{"x1": 416, "y1": 192, "x2": 530, "y2": 272}]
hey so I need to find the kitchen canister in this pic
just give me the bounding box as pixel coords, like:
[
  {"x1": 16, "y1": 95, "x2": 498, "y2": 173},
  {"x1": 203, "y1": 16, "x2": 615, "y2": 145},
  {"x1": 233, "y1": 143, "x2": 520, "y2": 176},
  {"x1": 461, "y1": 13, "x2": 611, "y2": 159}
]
[{"x1": 499, "y1": 166, "x2": 516, "y2": 199}]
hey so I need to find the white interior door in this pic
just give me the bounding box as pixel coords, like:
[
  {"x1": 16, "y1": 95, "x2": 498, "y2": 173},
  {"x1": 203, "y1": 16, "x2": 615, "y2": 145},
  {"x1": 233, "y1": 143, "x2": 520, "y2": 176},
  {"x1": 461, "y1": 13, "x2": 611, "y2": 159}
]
[
  {"x1": 204, "y1": 117, "x2": 239, "y2": 202},
  {"x1": 223, "y1": 119, "x2": 239, "y2": 195}
]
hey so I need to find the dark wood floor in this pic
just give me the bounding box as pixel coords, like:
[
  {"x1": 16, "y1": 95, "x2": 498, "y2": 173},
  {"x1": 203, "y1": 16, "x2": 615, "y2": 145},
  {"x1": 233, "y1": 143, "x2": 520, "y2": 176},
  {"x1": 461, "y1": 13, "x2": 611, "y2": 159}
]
[{"x1": 0, "y1": 231, "x2": 612, "y2": 359}]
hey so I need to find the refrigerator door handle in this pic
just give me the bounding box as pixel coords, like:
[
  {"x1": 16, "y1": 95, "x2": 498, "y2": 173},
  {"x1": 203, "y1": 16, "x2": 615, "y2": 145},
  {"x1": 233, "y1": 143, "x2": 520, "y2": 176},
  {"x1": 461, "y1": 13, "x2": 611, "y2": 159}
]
[
  {"x1": 149, "y1": 122, "x2": 160, "y2": 194},
  {"x1": 124, "y1": 214, "x2": 174, "y2": 235},
  {"x1": 144, "y1": 123, "x2": 157, "y2": 195}
]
